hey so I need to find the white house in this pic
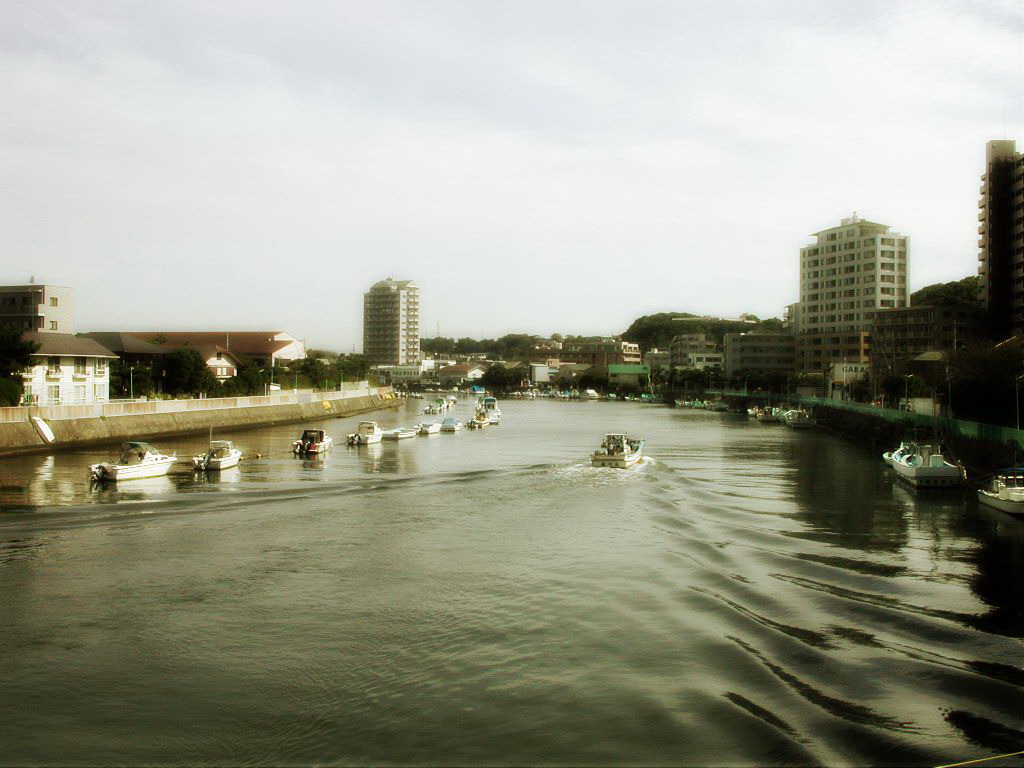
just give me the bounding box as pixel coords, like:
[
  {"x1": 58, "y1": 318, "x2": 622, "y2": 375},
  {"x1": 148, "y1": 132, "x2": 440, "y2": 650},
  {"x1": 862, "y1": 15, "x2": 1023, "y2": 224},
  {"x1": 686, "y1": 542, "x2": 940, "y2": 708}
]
[{"x1": 20, "y1": 332, "x2": 118, "y2": 405}]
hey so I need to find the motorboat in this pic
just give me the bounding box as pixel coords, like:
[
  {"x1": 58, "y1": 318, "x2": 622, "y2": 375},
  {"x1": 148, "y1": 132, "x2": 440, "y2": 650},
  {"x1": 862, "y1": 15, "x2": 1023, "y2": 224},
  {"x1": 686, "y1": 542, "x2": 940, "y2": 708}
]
[
  {"x1": 591, "y1": 433, "x2": 645, "y2": 469},
  {"x1": 192, "y1": 440, "x2": 242, "y2": 471},
  {"x1": 481, "y1": 396, "x2": 502, "y2": 425},
  {"x1": 90, "y1": 441, "x2": 177, "y2": 483},
  {"x1": 977, "y1": 469, "x2": 1024, "y2": 516},
  {"x1": 347, "y1": 421, "x2": 383, "y2": 446},
  {"x1": 467, "y1": 405, "x2": 489, "y2": 429},
  {"x1": 293, "y1": 428, "x2": 333, "y2": 455},
  {"x1": 891, "y1": 444, "x2": 965, "y2": 488},
  {"x1": 783, "y1": 409, "x2": 813, "y2": 429},
  {"x1": 382, "y1": 427, "x2": 418, "y2": 441},
  {"x1": 441, "y1": 417, "x2": 463, "y2": 432},
  {"x1": 584, "y1": 389, "x2": 600, "y2": 400},
  {"x1": 756, "y1": 408, "x2": 782, "y2": 423},
  {"x1": 883, "y1": 441, "x2": 913, "y2": 466},
  {"x1": 418, "y1": 422, "x2": 441, "y2": 436}
]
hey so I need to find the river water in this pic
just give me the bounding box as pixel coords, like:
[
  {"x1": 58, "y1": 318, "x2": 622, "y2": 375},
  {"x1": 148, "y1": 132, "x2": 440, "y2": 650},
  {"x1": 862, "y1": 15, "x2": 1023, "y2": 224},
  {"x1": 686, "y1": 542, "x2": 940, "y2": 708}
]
[{"x1": 0, "y1": 399, "x2": 1021, "y2": 766}]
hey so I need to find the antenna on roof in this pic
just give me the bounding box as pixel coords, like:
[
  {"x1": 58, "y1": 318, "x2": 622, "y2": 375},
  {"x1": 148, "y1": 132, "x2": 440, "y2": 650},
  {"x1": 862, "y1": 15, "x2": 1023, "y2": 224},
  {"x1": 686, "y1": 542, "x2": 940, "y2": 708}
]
[{"x1": 29, "y1": 275, "x2": 34, "y2": 284}]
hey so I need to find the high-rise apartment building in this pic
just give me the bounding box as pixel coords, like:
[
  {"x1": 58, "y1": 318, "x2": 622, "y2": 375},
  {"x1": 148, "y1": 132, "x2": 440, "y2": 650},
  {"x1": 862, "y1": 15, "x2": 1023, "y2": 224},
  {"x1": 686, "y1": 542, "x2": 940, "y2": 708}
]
[
  {"x1": 795, "y1": 215, "x2": 909, "y2": 372},
  {"x1": 363, "y1": 277, "x2": 420, "y2": 366},
  {"x1": 977, "y1": 139, "x2": 1024, "y2": 339},
  {"x1": 0, "y1": 282, "x2": 75, "y2": 332}
]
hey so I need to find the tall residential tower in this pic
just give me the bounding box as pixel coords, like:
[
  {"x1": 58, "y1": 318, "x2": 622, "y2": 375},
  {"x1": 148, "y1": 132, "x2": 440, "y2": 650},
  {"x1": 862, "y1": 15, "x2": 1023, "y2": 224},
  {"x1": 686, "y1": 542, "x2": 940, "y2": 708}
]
[
  {"x1": 795, "y1": 215, "x2": 909, "y2": 372},
  {"x1": 362, "y1": 277, "x2": 420, "y2": 366},
  {"x1": 978, "y1": 139, "x2": 1024, "y2": 339}
]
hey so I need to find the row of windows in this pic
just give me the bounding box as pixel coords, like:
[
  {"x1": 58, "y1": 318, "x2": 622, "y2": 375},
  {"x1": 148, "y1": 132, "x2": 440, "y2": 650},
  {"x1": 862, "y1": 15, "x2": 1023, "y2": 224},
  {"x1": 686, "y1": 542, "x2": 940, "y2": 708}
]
[{"x1": 43, "y1": 357, "x2": 107, "y2": 375}]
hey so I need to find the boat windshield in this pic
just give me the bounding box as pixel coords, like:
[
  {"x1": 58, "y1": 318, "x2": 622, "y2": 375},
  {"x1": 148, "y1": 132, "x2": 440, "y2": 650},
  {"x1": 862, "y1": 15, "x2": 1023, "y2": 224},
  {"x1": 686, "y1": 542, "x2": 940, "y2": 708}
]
[{"x1": 117, "y1": 443, "x2": 152, "y2": 464}]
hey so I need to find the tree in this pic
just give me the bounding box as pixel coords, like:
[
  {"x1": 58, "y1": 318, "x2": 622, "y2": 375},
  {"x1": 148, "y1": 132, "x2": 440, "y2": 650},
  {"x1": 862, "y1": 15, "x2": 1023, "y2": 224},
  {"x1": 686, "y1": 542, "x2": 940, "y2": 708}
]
[
  {"x1": 480, "y1": 364, "x2": 522, "y2": 391},
  {"x1": 109, "y1": 359, "x2": 155, "y2": 398},
  {"x1": 159, "y1": 348, "x2": 216, "y2": 396},
  {"x1": 910, "y1": 276, "x2": 981, "y2": 307},
  {"x1": 338, "y1": 354, "x2": 370, "y2": 381},
  {"x1": 0, "y1": 325, "x2": 38, "y2": 381}
]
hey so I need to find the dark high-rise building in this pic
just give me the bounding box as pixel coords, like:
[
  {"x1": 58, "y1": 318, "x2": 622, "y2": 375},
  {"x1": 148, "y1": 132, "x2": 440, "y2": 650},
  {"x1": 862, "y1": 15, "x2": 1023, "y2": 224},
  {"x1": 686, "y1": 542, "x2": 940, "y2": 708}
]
[{"x1": 978, "y1": 140, "x2": 1024, "y2": 339}]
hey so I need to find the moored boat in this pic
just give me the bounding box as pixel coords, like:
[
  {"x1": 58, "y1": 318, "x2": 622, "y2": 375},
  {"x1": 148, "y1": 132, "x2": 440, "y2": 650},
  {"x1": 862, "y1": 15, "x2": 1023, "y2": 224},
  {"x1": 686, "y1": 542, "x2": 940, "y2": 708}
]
[
  {"x1": 90, "y1": 441, "x2": 177, "y2": 483},
  {"x1": 192, "y1": 440, "x2": 242, "y2": 471},
  {"x1": 382, "y1": 427, "x2": 418, "y2": 441},
  {"x1": 418, "y1": 422, "x2": 441, "y2": 436},
  {"x1": 783, "y1": 409, "x2": 813, "y2": 429},
  {"x1": 591, "y1": 433, "x2": 645, "y2": 469},
  {"x1": 977, "y1": 469, "x2": 1024, "y2": 516},
  {"x1": 481, "y1": 396, "x2": 502, "y2": 425},
  {"x1": 293, "y1": 428, "x2": 333, "y2": 455},
  {"x1": 882, "y1": 441, "x2": 913, "y2": 466},
  {"x1": 440, "y1": 416, "x2": 463, "y2": 432},
  {"x1": 891, "y1": 444, "x2": 965, "y2": 488},
  {"x1": 347, "y1": 421, "x2": 383, "y2": 446}
]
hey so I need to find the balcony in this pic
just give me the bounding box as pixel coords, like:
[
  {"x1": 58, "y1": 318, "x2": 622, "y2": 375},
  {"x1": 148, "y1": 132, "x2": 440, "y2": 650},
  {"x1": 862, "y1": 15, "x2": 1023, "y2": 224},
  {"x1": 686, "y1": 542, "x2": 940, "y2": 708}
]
[{"x1": 45, "y1": 368, "x2": 62, "y2": 379}]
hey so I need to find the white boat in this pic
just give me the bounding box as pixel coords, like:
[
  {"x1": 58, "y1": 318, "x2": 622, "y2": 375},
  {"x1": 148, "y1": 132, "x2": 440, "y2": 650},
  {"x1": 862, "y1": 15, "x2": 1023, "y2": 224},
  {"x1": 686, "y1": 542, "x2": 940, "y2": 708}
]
[
  {"x1": 382, "y1": 427, "x2": 418, "y2": 441},
  {"x1": 892, "y1": 444, "x2": 965, "y2": 488},
  {"x1": 441, "y1": 417, "x2": 463, "y2": 432},
  {"x1": 90, "y1": 441, "x2": 177, "y2": 482},
  {"x1": 977, "y1": 469, "x2": 1024, "y2": 516},
  {"x1": 347, "y1": 421, "x2": 383, "y2": 446},
  {"x1": 591, "y1": 433, "x2": 645, "y2": 469},
  {"x1": 480, "y1": 396, "x2": 502, "y2": 425},
  {"x1": 783, "y1": 409, "x2": 813, "y2": 429},
  {"x1": 418, "y1": 422, "x2": 441, "y2": 435},
  {"x1": 756, "y1": 408, "x2": 781, "y2": 423},
  {"x1": 292, "y1": 428, "x2": 333, "y2": 455},
  {"x1": 584, "y1": 389, "x2": 600, "y2": 400},
  {"x1": 192, "y1": 440, "x2": 242, "y2": 471},
  {"x1": 883, "y1": 441, "x2": 913, "y2": 466}
]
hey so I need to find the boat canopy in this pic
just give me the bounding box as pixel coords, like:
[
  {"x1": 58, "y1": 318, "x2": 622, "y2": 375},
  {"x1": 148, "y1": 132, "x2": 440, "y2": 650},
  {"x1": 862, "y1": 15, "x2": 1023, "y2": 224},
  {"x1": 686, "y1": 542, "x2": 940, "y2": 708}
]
[
  {"x1": 209, "y1": 440, "x2": 234, "y2": 450},
  {"x1": 301, "y1": 429, "x2": 325, "y2": 440}
]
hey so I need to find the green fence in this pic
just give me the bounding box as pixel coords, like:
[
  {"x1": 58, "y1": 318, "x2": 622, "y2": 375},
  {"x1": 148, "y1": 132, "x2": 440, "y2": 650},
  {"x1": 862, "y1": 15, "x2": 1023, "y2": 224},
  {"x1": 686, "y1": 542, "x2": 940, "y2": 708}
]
[{"x1": 705, "y1": 390, "x2": 1024, "y2": 450}]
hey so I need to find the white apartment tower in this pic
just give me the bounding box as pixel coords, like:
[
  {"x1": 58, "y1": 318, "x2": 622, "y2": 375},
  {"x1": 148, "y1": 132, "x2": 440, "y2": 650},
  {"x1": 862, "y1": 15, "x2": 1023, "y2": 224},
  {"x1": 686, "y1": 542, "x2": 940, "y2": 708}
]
[
  {"x1": 363, "y1": 277, "x2": 420, "y2": 366},
  {"x1": 796, "y1": 215, "x2": 909, "y2": 371}
]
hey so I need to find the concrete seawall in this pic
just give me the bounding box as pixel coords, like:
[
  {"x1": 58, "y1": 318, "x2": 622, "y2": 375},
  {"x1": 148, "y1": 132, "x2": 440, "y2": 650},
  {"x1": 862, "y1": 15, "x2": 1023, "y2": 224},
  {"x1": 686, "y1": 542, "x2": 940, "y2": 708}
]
[{"x1": 0, "y1": 388, "x2": 400, "y2": 457}]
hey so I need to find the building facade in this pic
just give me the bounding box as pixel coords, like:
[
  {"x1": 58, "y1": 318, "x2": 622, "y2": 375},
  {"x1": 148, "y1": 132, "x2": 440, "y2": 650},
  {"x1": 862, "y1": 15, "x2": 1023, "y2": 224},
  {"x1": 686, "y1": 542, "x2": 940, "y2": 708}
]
[
  {"x1": 559, "y1": 338, "x2": 641, "y2": 369},
  {"x1": 20, "y1": 332, "x2": 116, "y2": 405},
  {"x1": 723, "y1": 333, "x2": 797, "y2": 378},
  {"x1": 977, "y1": 139, "x2": 1024, "y2": 339},
  {"x1": 0, "y1": 283, "x2": 75, "y2": 332},
  {"x1": 363, "y1": 278, "x2": 420, "y2": 366},
  {"x1": 796, "y1": 215, "x2": 909, "y2": 372},
  {"x1": 669, "y1": 333, "x2": 720, "y2": 370},
  {"x1": 870, "y1": 304, "x2": 986, "y2": 378}
]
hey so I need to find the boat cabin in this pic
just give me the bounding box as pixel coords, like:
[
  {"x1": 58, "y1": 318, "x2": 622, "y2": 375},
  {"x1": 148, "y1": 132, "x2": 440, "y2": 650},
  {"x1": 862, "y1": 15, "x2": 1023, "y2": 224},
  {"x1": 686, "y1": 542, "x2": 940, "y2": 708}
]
[
  {"x1": 300, "y1": 429, "x2": 326, "y2": 443},
  {"x1": 207, "y1": 440, "x2": 236, "y2": 458},
  {"x1": 117, "y1": 441, "x2": 158, "y2": 464}
]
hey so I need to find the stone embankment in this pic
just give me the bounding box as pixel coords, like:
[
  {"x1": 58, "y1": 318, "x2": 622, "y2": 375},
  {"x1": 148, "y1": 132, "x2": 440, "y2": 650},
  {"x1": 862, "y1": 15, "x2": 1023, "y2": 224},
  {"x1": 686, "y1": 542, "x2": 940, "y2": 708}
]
[{"x1": 0, "y1": 387, "x2": 399, "y2": 457}]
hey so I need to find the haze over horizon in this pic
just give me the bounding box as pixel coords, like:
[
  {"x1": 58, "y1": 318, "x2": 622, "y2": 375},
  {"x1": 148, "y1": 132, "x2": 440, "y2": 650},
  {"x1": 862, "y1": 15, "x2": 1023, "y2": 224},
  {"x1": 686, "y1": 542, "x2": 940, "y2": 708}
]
[{"x1": 1, "y1": 0, "x2": 1019, "y2": 350}]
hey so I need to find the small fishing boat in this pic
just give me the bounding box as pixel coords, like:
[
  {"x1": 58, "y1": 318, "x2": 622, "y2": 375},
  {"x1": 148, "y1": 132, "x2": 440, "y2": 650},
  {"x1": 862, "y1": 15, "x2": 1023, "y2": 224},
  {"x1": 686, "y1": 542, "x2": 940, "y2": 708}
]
[
  {"x1": 293, "y1": 428, "x2": 333, "y2": 455},
  {"x1": 756, "y1": 408, "x2": 781, "y2": 423},
  {"x1": 481, "y1": 396, "x2": 502, "y2": 424},
  {"x1": 192, "y1": 440, "x2": 242, "y2": 471},
  {"x1": 977, "y1": 469, "x2": 1024, "y2": 516},
  {"x1": 892, "y1": 444, "x2": 965, "y2": 488},
  {"x1": 382, "y1": 427, "x2": 418, "y2": 441},
  {"x1": 584, "y1": 389, "x2": 600, "y2": 400},
  {"x1": 591, "y1": 433, "x2": 645, "y2": 469},
  {"x1": 90, "y1": 441, "x2": 177, "y2": 483},
  {"x1": 467, "y1": 405, "x2": 489, "y2": 429},
  {"x1": 783, "y1": 409, "x2": 813, "y2": 429},
  {"x1": 441, "y1": 417, "x2": 463, "y2": 432},
  {"x1": 418, "y1": 422, "x2": 441, "y2": 436},
  {"x1": 347, "y1": 421, "x2": 383, "y2": 446}
]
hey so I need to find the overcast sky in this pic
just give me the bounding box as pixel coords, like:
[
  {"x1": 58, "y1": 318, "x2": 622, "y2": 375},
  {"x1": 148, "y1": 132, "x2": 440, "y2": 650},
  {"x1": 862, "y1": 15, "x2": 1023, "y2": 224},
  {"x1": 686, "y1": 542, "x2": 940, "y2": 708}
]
[{"x1": 1, "y1": 0, "x2": 1020, "y2": 350}]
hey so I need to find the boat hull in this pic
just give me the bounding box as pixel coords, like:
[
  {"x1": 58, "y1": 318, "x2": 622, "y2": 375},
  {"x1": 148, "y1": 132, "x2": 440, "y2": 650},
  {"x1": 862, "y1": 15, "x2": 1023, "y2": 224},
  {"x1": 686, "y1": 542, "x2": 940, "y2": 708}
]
[
  {"x1": 193, "y1": 450, "x2": 242, "y2": 471},
  {"x1": 977, "y1": 490, "x2": 1024, "y2": 515},
  {"x1": 294, "y1": 438, "x2": 333, "y2": 455},
  {"x1": 591, "y1": 452, "x2": 642, "y2": 469},
  {"x1": 891, "y1": 460, "x2": 963, "y2": 488},
  {"x1": 91, "y1": 456, "x2": 176, "y2": 481}
]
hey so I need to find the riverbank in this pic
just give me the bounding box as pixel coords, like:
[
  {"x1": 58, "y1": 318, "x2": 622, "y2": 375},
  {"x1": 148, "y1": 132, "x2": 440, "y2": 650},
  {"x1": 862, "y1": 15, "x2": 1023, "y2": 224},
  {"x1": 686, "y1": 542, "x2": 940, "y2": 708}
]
[{"x1": 0, "y1": 387, "x2": 400, "y2": 457}]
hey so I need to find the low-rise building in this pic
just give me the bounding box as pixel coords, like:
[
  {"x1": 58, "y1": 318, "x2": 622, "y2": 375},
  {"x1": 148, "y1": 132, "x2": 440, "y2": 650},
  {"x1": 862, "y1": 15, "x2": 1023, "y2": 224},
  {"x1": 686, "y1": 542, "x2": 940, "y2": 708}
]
[
  {"x1": 608, "y1": 364, "x2": 649, "y2": 388},
  {"x1": 560, "y1": 338, "x2": 641, "y2": 369},
  {"x1": 643, "y1": 348, "x2": 671, "y2": 372},
  {"x1": 669, "y1": 333, "x2": 720, "y2": 369},
  {"x1": 0, "y1": 282, "x2": 75, "y2": 332},
  {"x1": 870, "y1": 304, "x2": 987, "y2": 377},
  {"x1": 437, "y1": 363, "x2": 485, "y2": 386},
  {"x1": 723, "y1": 332, "x2": 797, "y2": 377},
  {"x1": 20, "y1": 332, "x2": 117, "y2": 405},
  {"x1": 796, "y1": 331, "x2": 871, "y2": 375}
]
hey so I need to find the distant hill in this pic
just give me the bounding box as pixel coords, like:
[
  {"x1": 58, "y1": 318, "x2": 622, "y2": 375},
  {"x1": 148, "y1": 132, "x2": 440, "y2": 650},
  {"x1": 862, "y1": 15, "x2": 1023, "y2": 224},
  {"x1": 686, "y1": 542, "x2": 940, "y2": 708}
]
[
  {"x1": 621, "y1": 313, "x2": 784, "y2": 351},
  {"x1": 910, "y1": 276, "x2": 981, "y2": 307}
]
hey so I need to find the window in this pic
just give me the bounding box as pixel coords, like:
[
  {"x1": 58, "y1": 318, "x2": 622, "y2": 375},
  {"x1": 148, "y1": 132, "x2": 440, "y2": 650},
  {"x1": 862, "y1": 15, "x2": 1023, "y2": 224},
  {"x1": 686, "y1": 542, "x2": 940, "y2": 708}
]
[
  {"x1": 74, "y1": 385, "x2": 86, "y2": 404},
  {"x1": 95, "y1": 359, "x2": 106, "y2": 375},
  {"x1": 47, "y1": 385, "x2": 60, "y2": 404},
  {"x1": 49, "y1": 321, "x2": 58, "y2": 330},
  {"x1": 74, "y1": 357, "x2": 86, "y2": 375},
  {"x1": 47, "y1": 356, "x2": 60, "y2": 374},
  {"x1": 50, "y1": 297, "x2": 58, "y2": 306}
]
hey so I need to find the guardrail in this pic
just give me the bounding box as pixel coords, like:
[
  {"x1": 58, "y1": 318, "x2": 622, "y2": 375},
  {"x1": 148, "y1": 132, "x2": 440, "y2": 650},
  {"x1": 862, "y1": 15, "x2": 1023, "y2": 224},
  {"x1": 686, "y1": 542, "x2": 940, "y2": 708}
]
[
  {"x1": 0, "y1": 383, "x2": 382, "y2": 423},
  {"x1": 706, "y1": 389, "x2": 1024, "y2": 450}
]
